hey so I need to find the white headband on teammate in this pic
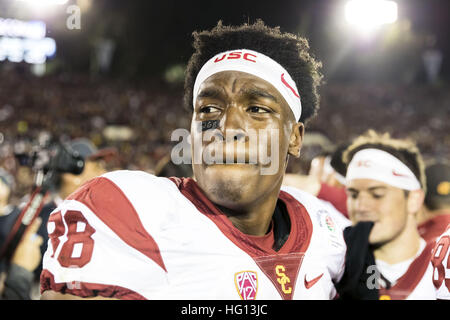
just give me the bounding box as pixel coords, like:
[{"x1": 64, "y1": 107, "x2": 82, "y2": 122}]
[
  {"x1": 346, "y1": 148, "x2": 421, "y2": 191},
  {"x1": 193, "y1": 49, "x2": 302, "y2": 121}
]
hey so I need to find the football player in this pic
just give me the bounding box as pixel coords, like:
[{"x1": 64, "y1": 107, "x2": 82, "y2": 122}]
[
  {"x1": 40, "y1": 20, "x2": 346, "y2": 300},
  {"x1": 431, "y1": 224, "x2": 450, "y2": 300},
  {"x1": 343, "y1": 130, "x2": 436, "y2": 299}
]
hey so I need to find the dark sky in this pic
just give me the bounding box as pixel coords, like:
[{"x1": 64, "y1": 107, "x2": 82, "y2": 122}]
[
  {"x1": 94, "y1": 0, "x2": 450, "y2": 80},
  {"x1": 1, "y1": 0, "x2": 449, "y2": 81}
]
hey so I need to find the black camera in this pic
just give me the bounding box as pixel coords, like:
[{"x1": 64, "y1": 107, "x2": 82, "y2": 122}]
[{"x1": 15, "y1": 141, "x2": 85, "y2": 175}]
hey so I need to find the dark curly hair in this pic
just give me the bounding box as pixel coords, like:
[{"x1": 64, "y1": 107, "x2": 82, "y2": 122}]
[{"x1": 184, "y1": 20, "x2": 323, "y2": 124}]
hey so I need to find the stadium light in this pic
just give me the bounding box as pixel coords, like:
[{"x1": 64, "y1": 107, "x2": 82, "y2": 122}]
[
  {"x1": 13, "y1": 0, "x2": 71, "y2": 19},
  {"x1": 345, "y1": 0, "x2": 398, "y2": 33},
  {"x1": 15, "y1": 0, "x2": 69, "y2": 5},
  {"x1": 0, "y1": 18, "x2": 46, "y2": 39}
]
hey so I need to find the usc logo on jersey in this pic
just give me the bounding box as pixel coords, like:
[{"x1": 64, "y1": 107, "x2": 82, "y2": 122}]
[{"x1": 275, "y1": 265, "x2": 292, "y2": 294}]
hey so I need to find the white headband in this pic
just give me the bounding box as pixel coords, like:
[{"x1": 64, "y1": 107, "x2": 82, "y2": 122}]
[
  {"x1": 346, "y1": 148, "x2": 421, "y2": 191},
  {"x1": 193, "y1": 49, "x2": 302, "y2": 121}
]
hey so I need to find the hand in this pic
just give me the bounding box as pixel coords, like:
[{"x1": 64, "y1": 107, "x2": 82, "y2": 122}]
[{"x1": 11, "y1": 217, "x2": 44, "y2": 272}]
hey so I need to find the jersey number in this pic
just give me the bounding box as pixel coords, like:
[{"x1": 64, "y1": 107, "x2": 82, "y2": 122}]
[
  {"x1": 431, "y1": 235, "x2": 450, "y2": 291},
  {"x1": 48, "y1": 210, "x2": 96, "y2": 268}
]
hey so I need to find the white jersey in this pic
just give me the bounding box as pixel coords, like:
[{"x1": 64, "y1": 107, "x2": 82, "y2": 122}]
[
  {"x1": 431, "y1": 224, "x2": 450, "y2": 300},
  {"x1": 376, "y1": 239, "x2": 436, "y2": 300},
  {"x1": 316, "y1": 199, "x2": 352, "y2": 231},
  {"x1": 40, "y1": 170, "x2": 346, "y2": 300}
]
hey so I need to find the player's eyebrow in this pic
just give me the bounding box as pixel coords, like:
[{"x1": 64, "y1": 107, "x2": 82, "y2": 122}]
[
  {"x1": 239, "y1": 87, "x2": 278, "y2": 103},
  {"x1": 346, "y1": 187, "x2": 359, "y2": 194},
  {"x1": 347, "y1": 186, "x2": 388, "y2": 193},
  {"x1": 367, "y1": 186, "x2": 388, "y2": 192},
  {"x1": 197, "y1": 87, "x2": 225, "y2": 99}
]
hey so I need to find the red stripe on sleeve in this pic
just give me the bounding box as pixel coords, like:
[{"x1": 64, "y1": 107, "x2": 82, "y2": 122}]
[
  {"x1": 67, "y1": 177, "x2": 167, "y2": 272},
  {"x1": 40, "y1": 269, "x2": 146, "y2": 300}
]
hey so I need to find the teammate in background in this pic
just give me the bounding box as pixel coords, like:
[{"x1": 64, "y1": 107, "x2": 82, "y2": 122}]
[
  {"x1": 283, "y1": 143, "x2": 350, "y2": 218},
  {"x1": 417, "y1": 162, "x2": 450, "y2": 243},
  {"x1": 40, "y1": 20, "x2": 347, "y2": 300},
  {"x1": 430, "y1": 224, "x2": 450, "y2": 300},
  {"x1": 342, "y1": 130, "x2": 436, "y2": 300}
]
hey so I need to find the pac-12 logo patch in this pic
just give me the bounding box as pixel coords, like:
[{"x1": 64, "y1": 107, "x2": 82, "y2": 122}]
[{"x1": 234, "y1": 271, "x2": 258, "y2": 300}]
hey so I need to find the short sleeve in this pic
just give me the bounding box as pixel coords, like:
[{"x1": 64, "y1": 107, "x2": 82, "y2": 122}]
[{"x1": 40, "y1": 176, "x2": 168, "y2": 299}]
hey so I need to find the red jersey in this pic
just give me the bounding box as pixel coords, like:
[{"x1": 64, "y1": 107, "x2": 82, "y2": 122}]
[{"x1": 317, "y1": 183, "x2": 348, "y2": 218}]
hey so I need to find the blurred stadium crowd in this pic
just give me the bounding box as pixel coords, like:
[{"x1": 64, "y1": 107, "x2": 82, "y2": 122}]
[
  {"x1": 0, "y1": 69, "x2": 189, "y2": 201},
  {"x1": 1, "y1": 68, "x2": 449, "y2": 205},
  {"x1": 1, "y1": 69, "x2": 448, "y2": 204}
]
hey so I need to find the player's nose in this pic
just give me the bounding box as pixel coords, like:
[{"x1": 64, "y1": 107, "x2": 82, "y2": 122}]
[
  {"x1": 221, "y1": 107, "x2": 247, "y2": 142},
  {"x1": 352, "y1": 195, "x2": 375, "y2": 217}
]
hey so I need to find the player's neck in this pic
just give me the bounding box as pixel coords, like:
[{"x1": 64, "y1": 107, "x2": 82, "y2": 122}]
[
  {"x1": 220, "y1": 182, "x2": 282, "y2": 237},
  {"x1": 374, "y1": 215, "x2": 421, "y2": 265}
]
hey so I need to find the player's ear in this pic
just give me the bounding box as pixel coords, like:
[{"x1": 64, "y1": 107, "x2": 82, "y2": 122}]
[
  {"x1": 288, "y1": 122, "x2": 304, "y2": 158},
  {"x1": 406, "y1": 189, "x2": 425, "y2": 215}
]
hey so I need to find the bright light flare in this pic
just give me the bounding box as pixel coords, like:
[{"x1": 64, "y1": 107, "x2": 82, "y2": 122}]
[
  {"x1": 14, "y1": 0, "x2": 70, "y2": 17},
  {"x1": 345, "y1": 0, "x2": 398, "y2": 32},
  {"x1": 16, "y1": 0, "x2": 69, "y2": 5}
]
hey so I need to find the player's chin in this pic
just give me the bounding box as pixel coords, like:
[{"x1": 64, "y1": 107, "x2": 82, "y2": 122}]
[
  {"x1": 368, "y1": 222, "x2": 390, "y2": 245},
  {"x1": 353, "y1": 213, "x2": 378, "y2": 224}
]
